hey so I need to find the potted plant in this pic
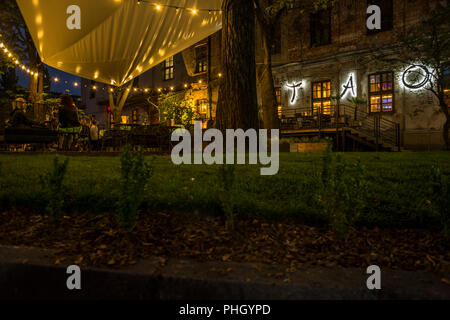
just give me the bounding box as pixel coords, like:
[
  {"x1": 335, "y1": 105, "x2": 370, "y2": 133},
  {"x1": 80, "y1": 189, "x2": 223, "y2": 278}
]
[{"x1": 347, "y1": 97, "x2": 366, "y2": 127}]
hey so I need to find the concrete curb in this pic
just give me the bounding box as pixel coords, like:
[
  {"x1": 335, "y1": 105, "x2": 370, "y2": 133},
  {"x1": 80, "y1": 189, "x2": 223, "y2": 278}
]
[
  {"x1": 0, "y1": 246, "x2": 448, "y2": 300},
  {"x1": 0, "y1": 262, "x2": 378, "y2": 300}
]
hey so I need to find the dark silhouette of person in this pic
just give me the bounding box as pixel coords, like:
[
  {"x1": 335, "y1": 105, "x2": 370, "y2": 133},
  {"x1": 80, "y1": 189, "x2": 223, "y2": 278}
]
[
  {"x1": 58, "y1": 94, "x2": 80, "y2": 150},
  {"x1": 8, "y1": 98, "x2": 37, "y2": 128},
  {"x1": 58, "y1": 94, "x2": 80, "y2": 128}
]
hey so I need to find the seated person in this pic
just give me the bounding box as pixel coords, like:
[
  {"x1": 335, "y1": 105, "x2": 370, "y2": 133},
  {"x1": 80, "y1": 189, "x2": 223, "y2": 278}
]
[{"x1": 7, "y1": 98, "x2": 38, "y2": 128}]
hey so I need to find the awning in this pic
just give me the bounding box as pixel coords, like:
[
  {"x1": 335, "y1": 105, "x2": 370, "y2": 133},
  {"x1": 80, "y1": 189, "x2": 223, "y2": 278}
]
[{"x1": 17, "y1": 0, "x2": 222, "y2": 86}]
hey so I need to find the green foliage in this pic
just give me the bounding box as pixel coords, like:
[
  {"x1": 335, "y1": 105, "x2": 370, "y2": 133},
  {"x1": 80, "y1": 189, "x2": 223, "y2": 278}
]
[
  {"x1": 0, "y1": 153, "x2": 449, "y2": 232},
  {"x1": 117, "y1": 145, "x2": 153, "y2": 228},
  {"x1": 347, "y1": 97, "x2": 366, "y2": 107},
  {"x1": 428, "y1": 166, "x2": 450, "y2": 235},
  {"x1": 158, "y1": 90, "x2": 199, "y2": 129},
  {"x1": 0, "y1": 0, "x2": 40, "y2": 68},
  {"x1": 39, "y1": 157, "x2": 69, "y2": 223},
  {"x1": 218, "y1": 164, "x2": 236, "y2": 229},
  {"x1": 319, "y1": 147, "x2": 370, "y2": 237}
]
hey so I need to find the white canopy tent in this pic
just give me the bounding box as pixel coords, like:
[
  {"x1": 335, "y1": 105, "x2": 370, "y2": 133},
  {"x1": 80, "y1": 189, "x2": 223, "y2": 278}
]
[{"x1": 17, "y1": 0, "x2": 222, "y2": 86}]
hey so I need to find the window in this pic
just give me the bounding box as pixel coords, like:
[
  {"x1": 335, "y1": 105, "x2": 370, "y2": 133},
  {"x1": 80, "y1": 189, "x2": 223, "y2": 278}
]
[
  {"x1": 444, "y1": 66, "x2": 450, "y2": 107},
  {"x1": 369, "y1": 72, "x2": 394, "y2": 113},
  {"x1": 163, "y1": 56, "x2": 174, "y2": 80},
  {"x1": 310, "y1": 9, "x2": 331, "y2": 47},
  {"x1": 195, "y1": 45, "x2": 208, "y2": 74},
  {"x1": 367, "y1": 0, "x2": 393, "y2": 34},
  {"x1": 196, "y1": 99, "x2": 209, "y2": 116},
  {"x1": 312, "y1": 80, "x2": 332, "y2": 114},
  {"x1": 275, "y1": 87, "x2": 282, "y2": 118},
  {"x1": 272, "y1": 21, "x2": 282, "y2": 55}
]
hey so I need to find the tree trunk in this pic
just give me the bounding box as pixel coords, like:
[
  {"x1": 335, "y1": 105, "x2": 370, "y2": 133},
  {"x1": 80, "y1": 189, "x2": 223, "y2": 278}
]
[
  {"x1": 215, "y1": 0, "x2": 259, "y2": 131},
  {"x1": 444, "y1": 118, "x2": 449, "y2": 151},
  {"x1": 108, "y1": 82, "x2": 133, "y2": 125},
  {"x1": 257, "y1": 27, "x2": 280, "y2": 130},
  {"x1": 28, "y1": 63, "x2": 45, "y2": 122}
]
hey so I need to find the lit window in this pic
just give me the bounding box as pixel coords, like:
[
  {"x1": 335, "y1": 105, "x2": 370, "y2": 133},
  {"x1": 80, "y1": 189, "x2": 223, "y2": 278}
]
[
  {"x1": 369, "y1": 72, "x2": 394, "y2": 113},
  {"x1": 444, "y1": 66, "x2": 450, "y2": 107},
  {"x1": 164, "y1": 56, "x2": 174, "y2": 80},
  {"x1": 275, "y1": 87, "x2": 282, "y2": 118},
  {"x1": 196, "y1": 99, "x2": 209, "y2": 115},
  {"x1": 312, "y1": 80, "x2": 332, "y2": 114}
]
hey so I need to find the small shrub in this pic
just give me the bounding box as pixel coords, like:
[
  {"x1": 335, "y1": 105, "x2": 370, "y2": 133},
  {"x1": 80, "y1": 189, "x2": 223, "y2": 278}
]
[
  {"x1": 319, "y1": 148, "x2": 370, "y2": 237},
  {"x1": 117, "y1": 145, "x2": 153, "y2": 228},
  {"x1": 218, "y1": 164, "x2": 236, "y2": 230},
  {"x1": 429, "y1": 165, "x2": 450, "y2": 234},
  {"x1": 39, "y1": 157, "x2": 69, "y2": 222}
]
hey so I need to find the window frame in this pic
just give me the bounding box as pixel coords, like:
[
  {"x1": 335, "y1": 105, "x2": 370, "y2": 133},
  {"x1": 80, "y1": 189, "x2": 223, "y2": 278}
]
[
  {"x1": 196, "y1": 99, "x2": 209, "y2": 120},
  {"x1": 311, "y1": 80, "x2": 332, "y2": 115},
  {"x1": 195, "y1": 45, "x2": 208, "y2": 74},
  {"x1": 368, "y1": 71, "x2": 395, "y2": 114},
  {"x1": 444, "y1": 65, "x2": 450, "y2": 108},
  {"x1": 163, "y1": 56, "x2": 174, "y2": 81},
  {"x1": 310, "y1": 9, "x2": 332, "y2": 47},
  {"x1": 275, "y1": 87, "x2": 282, "y2": 118}
]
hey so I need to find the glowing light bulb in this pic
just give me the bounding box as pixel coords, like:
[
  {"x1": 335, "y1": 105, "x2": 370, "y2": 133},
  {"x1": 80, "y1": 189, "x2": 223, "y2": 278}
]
[{"x1": 192, "y1": 9, "x2": 197, "y2": 14}]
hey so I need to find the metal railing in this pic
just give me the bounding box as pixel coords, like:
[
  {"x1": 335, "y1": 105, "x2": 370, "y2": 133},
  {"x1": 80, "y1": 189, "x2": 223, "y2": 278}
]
[{"x1": 280, "y1": 104, "x2": 400, "y2": 150}]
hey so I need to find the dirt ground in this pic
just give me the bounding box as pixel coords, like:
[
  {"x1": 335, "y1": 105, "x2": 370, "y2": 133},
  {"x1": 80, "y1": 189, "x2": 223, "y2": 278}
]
[{"x1": 0, "y1": 210, "x2": 449, "y2": 276}]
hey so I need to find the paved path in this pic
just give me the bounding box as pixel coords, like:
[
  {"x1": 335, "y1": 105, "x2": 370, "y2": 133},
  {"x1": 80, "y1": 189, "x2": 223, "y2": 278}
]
[{"x1": 0, "y1": 245, "x2": 448, "y2": 300}]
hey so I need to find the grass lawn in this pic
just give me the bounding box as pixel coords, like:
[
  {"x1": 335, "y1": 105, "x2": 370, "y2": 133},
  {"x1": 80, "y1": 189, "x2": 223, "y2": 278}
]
[{"x1": 0, "y1": 152, "x2": 449, "y2": 231}]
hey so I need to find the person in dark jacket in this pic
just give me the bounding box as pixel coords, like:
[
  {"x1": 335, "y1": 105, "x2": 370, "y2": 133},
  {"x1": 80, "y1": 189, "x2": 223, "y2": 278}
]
[
  {"x1": 58, "y1": 94, "x2": 80, "y2": 128},
  {"x1": 58, "y1": 94, "x2": 80, "y2": 150},
  {"x1": 8, "y1": 98, "x2": 37, "y2": 128}
]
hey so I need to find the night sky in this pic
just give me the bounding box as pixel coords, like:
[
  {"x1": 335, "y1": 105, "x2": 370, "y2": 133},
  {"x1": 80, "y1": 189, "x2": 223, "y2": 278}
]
[{"x1": 17, "y1": 64, "x2": 82, "y2": 96}]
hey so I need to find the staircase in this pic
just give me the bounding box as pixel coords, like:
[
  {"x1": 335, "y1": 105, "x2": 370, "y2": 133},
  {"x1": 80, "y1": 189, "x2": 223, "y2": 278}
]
[{"x1": 280, "y1": 104, "x2": 401, "y2": 152}]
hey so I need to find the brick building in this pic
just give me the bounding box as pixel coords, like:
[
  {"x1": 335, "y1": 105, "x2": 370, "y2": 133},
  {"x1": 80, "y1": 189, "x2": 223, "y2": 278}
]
[{"x1": 263, "y1": 0, "x2": 449, "y2": 150}]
